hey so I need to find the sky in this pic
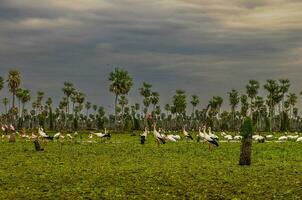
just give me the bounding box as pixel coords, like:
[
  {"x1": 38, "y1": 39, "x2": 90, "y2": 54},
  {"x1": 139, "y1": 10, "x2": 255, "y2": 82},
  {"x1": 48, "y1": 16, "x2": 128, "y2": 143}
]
[{"x1": 1, "y1": 0, "x2": 302, "y2": 113}]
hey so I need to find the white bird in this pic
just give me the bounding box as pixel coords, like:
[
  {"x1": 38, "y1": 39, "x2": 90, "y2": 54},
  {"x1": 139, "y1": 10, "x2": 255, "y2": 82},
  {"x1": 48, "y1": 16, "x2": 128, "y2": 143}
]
[
  {"x1": 183, "y1": 126, "x2": 193, "y2": 140},
  {"x1": 297, "y1": 137, "x2": 302, "y2": 142},
  {"x1": 208, "y1": 127, "x2": 219, "y2": 141},
  {"x1": 53, "y1": 132, "x2": 61, "y2": 139},
  {"x1": 165, "y1": 135, "x2": 177, "y2": 142},
  {"x1": 266, "y1": 135, "x2": 274, "y2": 140},
  {"x1": 278, "y1": 136, "x2": 288, "y2": 141},
  {"x1": 224, "y1": 135, "x2": 233, "y2": 142},
  {"x1": 203, "y1": 126, "x2": 219, "y2": 150},
  {"x1": 88, "y1": 134, "x2": 93, "y2": 139},
  {"x1": 1, "y1": 125, "x2": 6, "y2": 132},
  {"x1": 234, "y1": 135, "x2": 242, "y2": 140},
  {"x1": 197, "y1": 127, "x2": 205, "y2": 142},
  {"x1": 92, "y1": 130, "x2": 111, "y2": 138},
  {"x1": 66, "y1": 134, "x2": 73, "y2": 139},
  {"x1": 74, "y1": 132, "x2": 78, "y2": 136},
  {"x1": 254, "y1": 135, "x2": 265, "y2": 143},
  {"x1": 140, "y1": 127, "x2": 148, "y2": 144},
  {"x1": 221, "y1": 131, "x2": 227, "y2": 137},
  {"x1": 9, "y1": 124, "x2": 15, "y2": 131},
  {"x1": 38, "y1": 128, "x2": 53, "y2": 140},
  {"x1": 153, "y1": 124, "x2": 166, "y2": 146}
]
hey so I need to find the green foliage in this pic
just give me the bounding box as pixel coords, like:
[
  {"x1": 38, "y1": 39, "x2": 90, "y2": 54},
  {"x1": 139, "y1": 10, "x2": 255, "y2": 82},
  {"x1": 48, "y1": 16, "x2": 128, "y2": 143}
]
[
  {"x1": 240, "y1": 117, "x2": 254, "y2": 138},
  {"x1": 0, "y1": 135, "x2": 301, "y2": 199}
]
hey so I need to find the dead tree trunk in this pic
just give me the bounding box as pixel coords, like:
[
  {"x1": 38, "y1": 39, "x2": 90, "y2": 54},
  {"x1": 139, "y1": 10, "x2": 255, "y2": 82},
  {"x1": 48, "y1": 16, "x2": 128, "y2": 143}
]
[
  {"x1": 34, "y1": 139, "x2": 44, "y2": 151},
  {"x1": 239, "y1": 117, "x2": 254, "y2": 166}
]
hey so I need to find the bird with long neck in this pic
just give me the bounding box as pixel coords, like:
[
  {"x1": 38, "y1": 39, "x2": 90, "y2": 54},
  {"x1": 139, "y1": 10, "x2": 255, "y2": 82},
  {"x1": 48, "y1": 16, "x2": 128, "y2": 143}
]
[
  {"x1": 153, "y1": 124, "x2": 166, "y2": 146},
  {"x1": 203, "y1": 125, "x2": 219, "y2": 150},
  {"x1": 183, "y1": 126, "x2": 193, "y2": 140},
  {"x1": 197, "y1": 127, "x2": 205, "y2": 142},
  {"x1": 140, "y1": 127, "x2": 148, "y2": 144}
]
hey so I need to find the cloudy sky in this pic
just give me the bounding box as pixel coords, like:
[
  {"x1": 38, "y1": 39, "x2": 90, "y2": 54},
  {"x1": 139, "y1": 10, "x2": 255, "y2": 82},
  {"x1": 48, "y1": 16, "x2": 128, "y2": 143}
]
[{"x1": 1, "y1": 0, "x2": 302, "y2": 112}]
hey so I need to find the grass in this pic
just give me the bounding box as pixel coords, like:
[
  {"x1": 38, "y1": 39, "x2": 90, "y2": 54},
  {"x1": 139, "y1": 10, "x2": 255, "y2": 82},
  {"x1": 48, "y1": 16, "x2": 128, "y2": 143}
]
[{"x1": 0, "y1": 133, "x2": 301, "y2": 199}]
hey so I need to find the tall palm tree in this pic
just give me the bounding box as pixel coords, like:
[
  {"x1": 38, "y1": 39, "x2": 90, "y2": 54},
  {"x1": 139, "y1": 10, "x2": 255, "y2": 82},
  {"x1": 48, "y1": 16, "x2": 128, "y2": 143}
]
[
  {"x1": 0, "y1": 76, "x2": 3, "y2": 93},
  {"x1": 21, "y1": 89, "x2": 31, "y2": 117},
  {"x1": 85, "y1": 101, "x2": 92, "y2": 118},
  {"x1": 46, "y1": 97, "x2": 53, "y2": 130},
  {"x1": 16, "y1": 88, "x2": 24, "y2": 117},
  {"x1": 2, "y1": 98, "x2": 9, "y2": 114},
  {"x1": 287, "y1": 93, "x2": 297, "y2": 119},
  {"x1": 190, "y1": 95, "x2": 200, "y2": 117},
  {"x1": 7, "y1": 70, "x2": 21, "y2": 109},
  {"x1": 264, "y1": 80, "x2": 279, "y2": 132},
  {"x1": 228, "y1": 89, "x2": 239, "y2": 130},
  {"x1": 214, "y1": 96, "x2": 223, "y2": 119},
  {"x1": 279, "y1": 79, "x2": 290, "y2": 113},
  {"x1": 150, "y1": 91, "x2": 160, "y2": 111},
  {"x1": 118, "y1": 95, "x2": 128, "y2": 127},
  {"x1": 246, "y1": 80, "x2": 259, "y2": 116},
  {"x1": 139, "y1": 82, "x2": 152, "y2": 116},
  {"x1": 240, "y1": 95, "x2": 249, "y2": 118},
  {"x1": 109, "y1": 68, "x2": 133, "y2": 128},
  {"x1": 62, "y1": 82, "x2": 74, "y2": 114}
]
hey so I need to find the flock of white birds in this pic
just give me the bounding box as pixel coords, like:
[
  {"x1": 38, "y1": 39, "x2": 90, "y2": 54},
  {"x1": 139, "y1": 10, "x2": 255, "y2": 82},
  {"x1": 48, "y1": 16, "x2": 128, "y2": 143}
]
[{"x1": 1, "y1": 124, "x2": 302, "y2": 146}]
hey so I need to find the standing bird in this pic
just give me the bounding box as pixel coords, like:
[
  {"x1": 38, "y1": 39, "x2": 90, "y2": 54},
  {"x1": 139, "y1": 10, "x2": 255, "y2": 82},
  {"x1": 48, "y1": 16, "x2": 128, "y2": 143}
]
[
  {"x1": 203, "y1": 126, "x2": 219, "y2": 150},
  {"x1": 197, "y1": 127, "x2": 205, "y2": 142},
  {"x1": 153, "y1": 124, "x2": 166, "y2": 146},
  {"x1": 183, "y1": 126, "x2": 193, "y2": 140},
  {"x1": 140, "y1": 127, "x2": 148, "y2": 144}
]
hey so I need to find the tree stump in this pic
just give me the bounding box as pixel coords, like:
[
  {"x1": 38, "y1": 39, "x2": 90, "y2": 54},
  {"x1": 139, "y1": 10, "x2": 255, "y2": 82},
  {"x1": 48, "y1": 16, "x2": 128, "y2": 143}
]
[
  {"x1": 239, "y1": 117, "x2": 253, "y2": 166},
  {"x1": 34, "y1": 139, "x2": 44, "y2": 151},
  {"x1": 239, "y1": 137, "x2": 252, "y2": 165}
]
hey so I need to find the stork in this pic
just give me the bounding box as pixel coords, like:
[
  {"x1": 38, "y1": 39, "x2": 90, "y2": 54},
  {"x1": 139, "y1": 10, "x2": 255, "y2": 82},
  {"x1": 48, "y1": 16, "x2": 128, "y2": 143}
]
[
  {"x1": 203, "y1": 126, "x2": 219, "y2": 150},
  {"x1": 38, "y1": 127, "x2": 53, "y2": 140},
  {"x1": 196, "y1": 127, "x2": 205, "y2": 142},
  {"x1": 208, "y1": 127, "x2": 219, "y2": 141},
  {"x1": 92, "y1": 129, "x2": 111, "y2": 139},
  {"x1": 140, "y1": 127, "x2": 148, "y2": 144},
  {"x1": 153, "y1": 124, "x2": 166, "y2": 146},
  {"x1": 53, "y1": 132, "x2": 61, "y2": 139},
  {"x1": 183, "y1": 126, "x2": 193, "y2": 140}
]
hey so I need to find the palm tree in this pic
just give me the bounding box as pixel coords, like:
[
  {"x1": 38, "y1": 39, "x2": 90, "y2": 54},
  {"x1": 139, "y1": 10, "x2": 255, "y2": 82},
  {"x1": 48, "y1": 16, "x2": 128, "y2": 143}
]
[
  {"x1": 118, "y1": 95, "x2": 128, "y2": 127},
  {"x1": 214, "y1": 96, "x2": 223, "y2": 119},
  {"x1": 253, "y1": 96, "x2": 264, "y2": 130},
  {"x1": 279, "y1": 79, "x2": 290, "y2": 113},
  {"x1": 190, "y1": 95, "x2": 199, "y2": 117},
  {"x1": 173, "y1": 90, "x2": 187, "y2": 127},
  {"x1": 46, "y1": 97, "x2": 53, "y2": 129},
  {"x1": 240, "y1": 95, "x2": 249, "y2": 118},
  {"x1": 228, "y1": 89, "x2": 239, "y2": 130},
  {"x1": 109, "y1": 68, "x2": 133, "y2": 128},
  {"x1": 150, "y1": 92, "x2": 159, "y2": 111},
  {"x1": 85, "y1": 101, "x2": 92, "y2": 118},
  {"x1": 62, "y1": 82, "x2": 75, "y2": 114},
  {"x1": 0, "y1": 76, "x2": 3, "y2": 93},
  {"x1": 139, "y1": 82, "x2": 152, "y2": 116},
  {"x1": 2, "y1": 98, "x2": 9, "y2": 114},
  {"x1": 16, "y1": 88, "x2": 24, "y2": 117},
  {"x1": 264, "y1": 80, "x2": 279, "y2": 132},
  {"x1": 246, "y1": 80, "x2": 259, "y2": 116},
  {"x1": 7, "y1": 70, "x2": 21, "y2": 109},
  {"x1": 287, "y1": 93, "x2": 297, "y2": 119}
]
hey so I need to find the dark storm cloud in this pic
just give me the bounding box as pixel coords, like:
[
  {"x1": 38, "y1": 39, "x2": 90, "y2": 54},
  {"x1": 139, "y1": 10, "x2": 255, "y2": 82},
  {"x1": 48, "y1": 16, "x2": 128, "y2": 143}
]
[{"x1": 1, "y1": 0, "x2": 302, "y2": 112}]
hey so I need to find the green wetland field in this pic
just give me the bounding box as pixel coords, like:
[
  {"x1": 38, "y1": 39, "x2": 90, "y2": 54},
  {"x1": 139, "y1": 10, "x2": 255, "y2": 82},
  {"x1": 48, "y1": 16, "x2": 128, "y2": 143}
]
[{"x1": 0, "y1": 133, "x2": 301, "y2": 200}]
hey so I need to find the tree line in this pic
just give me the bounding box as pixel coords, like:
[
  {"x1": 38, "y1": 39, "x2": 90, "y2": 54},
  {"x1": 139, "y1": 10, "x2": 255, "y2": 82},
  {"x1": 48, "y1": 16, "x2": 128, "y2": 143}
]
[{"x1": 0, "y1": 69, "x2": 301, "y2": 132}]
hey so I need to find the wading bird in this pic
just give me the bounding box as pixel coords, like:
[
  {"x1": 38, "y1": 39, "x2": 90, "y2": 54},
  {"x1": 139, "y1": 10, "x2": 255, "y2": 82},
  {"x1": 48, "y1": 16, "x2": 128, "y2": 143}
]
[
  {"x1": 203, "y1": 126, "x2": 219, "y2": 150},
  {"x1": 183, "y1": 126, "x2": 193, "y2": 140},
  {"x1": 153, "y1": 124, "x2": 166, "y2": 146}
]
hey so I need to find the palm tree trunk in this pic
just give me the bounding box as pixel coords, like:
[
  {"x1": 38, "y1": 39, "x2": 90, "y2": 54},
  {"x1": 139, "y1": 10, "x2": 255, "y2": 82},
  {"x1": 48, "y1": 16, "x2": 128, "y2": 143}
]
[{"x1": 114, "y1": 94, "x2": 118, "y2": 129}]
